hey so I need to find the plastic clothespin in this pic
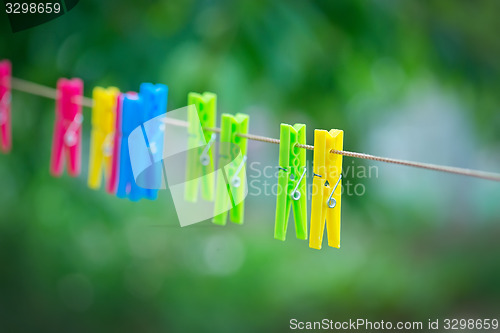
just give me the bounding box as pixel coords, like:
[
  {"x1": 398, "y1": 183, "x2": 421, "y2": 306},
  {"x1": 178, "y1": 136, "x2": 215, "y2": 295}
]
[
  {"x1": 116, "y1": 92, "x2": 151, "y2": 201},
  {"x1": 309, "y1": 129, "x2": 344, "y2": 249},
  {"x1": 213, "y1": 113, "x2": 249, "y2": 225},
  {"x1": 106, "y1": 92, "x2": 126, "y2": 194},
  {"x1": 139, "y1": 83, "x2": 168, "y2": 200},
  {"x1": 274, "y1": 123, "x2": 308, "y2": 241},
  {"x1": 88, "y1": 86, "x2": 120, "y2": 190},
  {"x1": 184, "y1": 92, "x2": 217, "y2": 202},
  {"x1": 0, "y1": 60, "x2": 12, "y2": 154},
  {"x1": 50, "y1": 78, "x2": 83, "y2": 177}
]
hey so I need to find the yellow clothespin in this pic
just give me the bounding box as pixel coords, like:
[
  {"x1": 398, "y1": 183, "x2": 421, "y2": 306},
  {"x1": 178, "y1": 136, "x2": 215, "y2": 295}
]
[
  {"x1": 88, "y1": 86, "x2": 120, "y2": 190},
  {"x1": 309, "y1": 129, "x2": 344, "y2": 249}
]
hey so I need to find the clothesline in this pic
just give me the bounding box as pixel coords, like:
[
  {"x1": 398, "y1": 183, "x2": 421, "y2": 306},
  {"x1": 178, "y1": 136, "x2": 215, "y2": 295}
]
[{"x1": 8, "y1": 77, "x2": 500, "y2": 182}]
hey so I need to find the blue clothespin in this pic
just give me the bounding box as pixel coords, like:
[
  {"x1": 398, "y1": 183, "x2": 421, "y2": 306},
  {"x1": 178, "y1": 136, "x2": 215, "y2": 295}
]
[
  {"x1": 117, "y1": 93, "x2": 150, "y2": 201},
  {"x1": 139, "y1": 83, "x2": 168, "y2": 200}
]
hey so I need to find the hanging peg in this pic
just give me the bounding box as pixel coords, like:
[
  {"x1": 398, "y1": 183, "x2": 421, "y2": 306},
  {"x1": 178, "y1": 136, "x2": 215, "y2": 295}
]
[
  {"x1": 50, "y1": 78, "x2": 83, "y2": 177},
  {"x1": 116, "y1": 92, "x2": 151, "y2": 201},
  {"x1": 88, "y1": 86, "x2": 120, "y2": 190},
  {"x1": 309, "y1": 129, "x2": 344, "y2": 249},
  {"x1": 274, "y1": 123, "x2": 308, "y2": 241},
  {"x1": 213, "y1": 113, "x2": 249, "y2": 225},
  {"x1": 184, "y1": 92, "x2": 217, "y2": 202},
  {"x1": 0, "y1": 60, "x2": 12, "y2": 154},
  {"x1": 139, "y1": 83, "x2": 168, "y2": 200},
  {"x1": 106, "y1": 92, "x2": 127, "y2": 194},
  {"x1": 117, "y1": 83, "x2": 168, "y2": 201}
]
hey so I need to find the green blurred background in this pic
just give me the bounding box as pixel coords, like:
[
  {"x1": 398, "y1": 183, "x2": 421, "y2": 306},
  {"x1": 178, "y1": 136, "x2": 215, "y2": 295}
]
[{"x1": 1, "y1": 0, "x2": 500, "y2": 332}]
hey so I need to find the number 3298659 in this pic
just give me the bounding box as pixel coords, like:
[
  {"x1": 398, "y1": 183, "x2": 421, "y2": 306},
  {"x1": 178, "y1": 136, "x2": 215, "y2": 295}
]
[
  {"x1": 6, "y1": 3, "x2": 61, "y2": 14},
  {"x1": 443, "y1": 319, "x2": 498, "y2": 330}
]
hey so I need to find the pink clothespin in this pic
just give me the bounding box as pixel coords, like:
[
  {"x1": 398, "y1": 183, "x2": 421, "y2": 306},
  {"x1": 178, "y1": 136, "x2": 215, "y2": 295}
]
[
  {"x1": 0, "y1": 60, "x2": 12, "y2": 154},
  {"x1": 107, "y1": 92, "x2": 123, "y2": 193},
  {"x1": 50, "y1": 78, "x2": 84, "y2": 177},
  {"x1": 107, "y1": 91, "x2": 136, "y2": 194}
]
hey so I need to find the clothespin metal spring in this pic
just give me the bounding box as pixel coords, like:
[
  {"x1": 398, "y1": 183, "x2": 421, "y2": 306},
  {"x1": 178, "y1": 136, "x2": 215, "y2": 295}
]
[
  {"x1": 200, "y1": 133, "x2": 216, "y2": 166},
  {"x1": 0, "y1": 92, "x2": 11, "y2": 125},
  {"x1": 64, "y1": 113, "x2": 83, "y2": 147},
  {"x1": 291, "y1": 167, "x2": 307, "y2": 201},
  {"x1": 231, "y1": 155, "x2": 247, "y2": 188},
  {"x1": 102, "y1": 132, "x2": 114, "y2": 156},
  {"x1": 327, "y1": 174, "x2": 342, "y2": 208}
]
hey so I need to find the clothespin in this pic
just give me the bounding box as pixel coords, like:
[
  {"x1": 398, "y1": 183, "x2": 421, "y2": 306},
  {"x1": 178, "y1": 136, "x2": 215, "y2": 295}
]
[
  {"x1": 106, "y1": 92, "x2": 126, "y2": 194},
  {"x1": 88, "y1": 86, "x2": 120, "y2": 190},
  {"x1": 309, "y1": 129, "x2": 343, "y2": 249},
  {"x1": 116, "y1": 92, "x2": 151, "y2": 201},
  {"x1": 213, "y1": 113, "x2": 249, "y2": 225},
  {"x1": 274, "y1": 123, "x2": 308, "y2": 241},
  {"x1": 184, "y1": 92, "x2": 217, "y2": 202},
  {"x1": 139, "y1": 83, "x2": 168, "y2": 200},
  {"x1": 50, "y1": 78, "x2": 83, "y2": 177},
  {"x1": 117, "y1": 83, "x2": 167, "y2": 201},
  {"x1": 0, "y1": 60, "x2": 11, "y2": 154}
]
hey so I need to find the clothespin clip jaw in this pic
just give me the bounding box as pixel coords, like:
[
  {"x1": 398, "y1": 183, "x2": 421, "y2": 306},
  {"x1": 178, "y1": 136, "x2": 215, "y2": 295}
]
[
  {"x1": 0, "y1": 60, "x2": 12, "y2": 154},
  {"x1": 274, "y1": 123, "x2": 308, "y2": 241},
  {"x1": 92, "y1": 87, "x2": 120, "y2": 133},
  {"x1": 88, "y1": 86, "x2": 120, "y2": 190},
  {"x1": 121, "y1": 93, "x2": 142, "y2": 135},
  {"x1": 213, "y1": 113, "x2": 249, "y2": 225},
  {"x1": 140, "y1": 83, "x2": 168, "y2": 119},
  {"x1": 50, "y1": 78, "x2": 83, "y2": 177},
  {"x1": 188, "y1": 92, "x2": 217, "y2": 141},
  {"x1": 184, "y1": 92, "x2": 217, "y2": 202},
  {"x1": 309, "y1": 129, "x2": 344, "y2": 250}
]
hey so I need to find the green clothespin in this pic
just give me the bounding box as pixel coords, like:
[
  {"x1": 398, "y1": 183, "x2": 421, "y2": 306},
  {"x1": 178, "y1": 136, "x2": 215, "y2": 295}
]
[
  {"x1": 184, "y1": 92, "x2": 217, "y2": 202},
  {"x1": 274, "y1": 123, "x2": 308, "y2": 241},
  {"x1": 213, "y1": 113, "x2": 249, "y2": 225}
]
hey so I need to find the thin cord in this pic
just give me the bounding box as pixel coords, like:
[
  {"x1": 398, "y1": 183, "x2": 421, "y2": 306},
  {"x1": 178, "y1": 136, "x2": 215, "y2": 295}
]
[
  {"x1": 231, "y1": 135, "x2": 500, "y2": 182},
  {"x1": 8, "y1": 77, "x2": 500, "y2": 182},
  {"x1": 11, "y1": 77, "x2": 94, "y2": 107}
]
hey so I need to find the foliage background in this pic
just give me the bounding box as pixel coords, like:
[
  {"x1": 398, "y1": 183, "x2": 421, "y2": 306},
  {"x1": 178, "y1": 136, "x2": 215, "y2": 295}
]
[{"x1": 0, "y1": 0, "x2": 499, "y2": 332}]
